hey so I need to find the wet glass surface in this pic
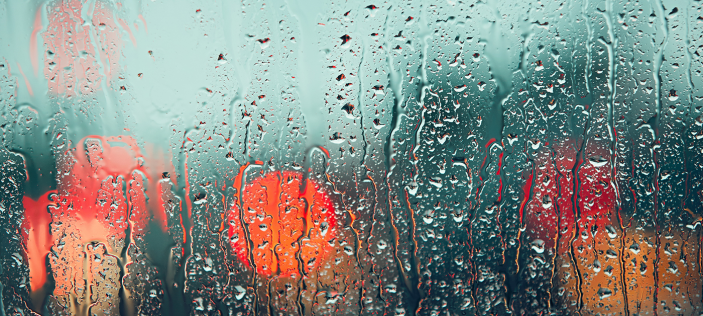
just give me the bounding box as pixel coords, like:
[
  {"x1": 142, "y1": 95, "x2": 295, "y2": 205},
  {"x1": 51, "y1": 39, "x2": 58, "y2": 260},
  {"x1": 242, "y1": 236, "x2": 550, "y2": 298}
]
[{"x1": 1, "y1": 0, "x2": 703, "y2": 315}]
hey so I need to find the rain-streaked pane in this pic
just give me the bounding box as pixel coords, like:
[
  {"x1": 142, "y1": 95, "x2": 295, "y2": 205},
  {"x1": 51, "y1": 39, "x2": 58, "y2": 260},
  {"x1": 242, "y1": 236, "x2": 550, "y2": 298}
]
[{"x1": 1, "y1": 0, "x2": 702, "y2": 315}]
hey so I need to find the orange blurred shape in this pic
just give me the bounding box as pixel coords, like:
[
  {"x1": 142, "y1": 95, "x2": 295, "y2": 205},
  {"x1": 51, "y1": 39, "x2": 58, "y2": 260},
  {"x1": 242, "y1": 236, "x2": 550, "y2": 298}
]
[{"x1": 229, "y1": 168, "x2": 338, "y2": 277}]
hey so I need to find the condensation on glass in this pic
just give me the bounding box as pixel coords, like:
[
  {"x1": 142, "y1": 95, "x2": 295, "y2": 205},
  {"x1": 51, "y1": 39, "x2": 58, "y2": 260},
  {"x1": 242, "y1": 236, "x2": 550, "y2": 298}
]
[{"x1": 1, "y1": 0, "x2": 702, "y2": 315}]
